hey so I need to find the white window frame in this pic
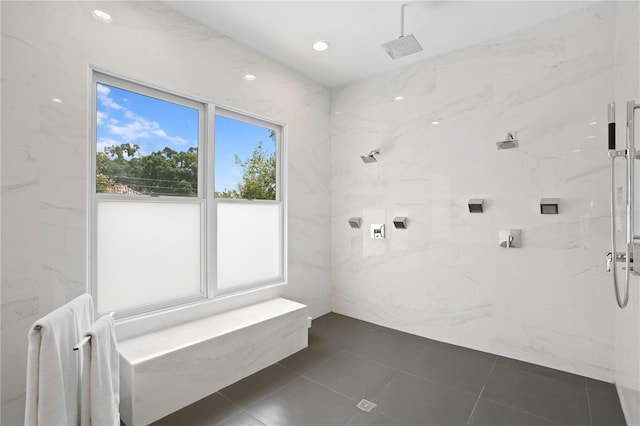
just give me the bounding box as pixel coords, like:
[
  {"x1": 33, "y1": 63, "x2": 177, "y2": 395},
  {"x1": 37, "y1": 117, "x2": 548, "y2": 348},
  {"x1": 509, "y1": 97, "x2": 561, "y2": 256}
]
[
  {"x1": 89, "y1": 68, "x2": 287, "y2": 318},
  {"x1": 211, "y1": 108, "x2": 286, "y2": 296}
]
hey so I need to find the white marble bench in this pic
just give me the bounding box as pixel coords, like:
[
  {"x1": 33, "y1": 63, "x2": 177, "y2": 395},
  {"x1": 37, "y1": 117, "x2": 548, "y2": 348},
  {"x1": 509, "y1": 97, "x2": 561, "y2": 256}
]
[{"x1": 118, "y1": 298, "x2": 309, "y2": 425}]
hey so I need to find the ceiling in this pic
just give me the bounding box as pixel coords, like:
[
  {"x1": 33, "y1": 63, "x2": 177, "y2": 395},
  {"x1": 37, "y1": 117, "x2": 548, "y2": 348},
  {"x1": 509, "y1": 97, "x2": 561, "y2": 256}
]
[{"x1": 163, "y1": 1, "x2": 595, "y2": 88}]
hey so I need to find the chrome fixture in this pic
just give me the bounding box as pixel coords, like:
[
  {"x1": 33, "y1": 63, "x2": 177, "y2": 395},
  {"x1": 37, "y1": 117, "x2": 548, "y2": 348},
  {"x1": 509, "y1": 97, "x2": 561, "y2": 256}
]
[
  {"x1": 361, "y1": 149, "x2": 380, "y2": 164},
  {"x1": 607, "y1": 100, "x2": 640, "y2": 308},
  {"x1": 496, "y1": 132, "x2": 519, "y2": 150},
  {"x1": 468, "y1": 199, "x2": 485, "y2": 213},
  {"x1": 393, "y1": 217, "x2": 407, "y2": 229},
  {"x1": 371, "y1": 224, "x2": 385, "y2": 239},
  {"x1": 499, "y1": 229, "x2": 521, "y2": 248},
  {"x1": 540, "y1": 198, "x2": 559, "y2": 214},
  {"x1": 381, "y1": 3, "x2": 423, "y2": 59},
  {"x1": 348, "y1": 217, "x2": 362, "y2": 229}
]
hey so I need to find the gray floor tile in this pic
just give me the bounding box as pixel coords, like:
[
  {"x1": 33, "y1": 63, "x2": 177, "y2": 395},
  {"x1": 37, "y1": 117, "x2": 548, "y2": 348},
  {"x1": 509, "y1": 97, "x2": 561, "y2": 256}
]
[
  {"x1": 331, "y1": 313, "x2": 380, "y2": 331},
  {"x1": 338, "y1": 327, "x2": 424, "y2": 370},
  {"x1": 309, "y1": 314, "x2": 366, "y2": 350},
  {"x1": 278, "y1": 344, "x2": 340, "y2": 374},
  {"x1": 304, "y1": 351, "x2": 396, "y2": 400},
  {"x1": 467, "y1": 398, "x2": 557, "y2": 426},
  {"x1": 403, "y1": 344, "x2": 495, "y2": 394},
  {"x1": 372, "y1": 372, "x2": 477, "y2": 426},
  {"x1": 346, "y1": 410, "x2": 408, "y2": 426},
  {"x1": 247, "y1": 377, "x2": 358, "y2": 426},
  {"x1": 219, "y1": 363, "x2": 298, "y2": 408},
  {"x1": 483, "y1": 365, "x2": 590, "y2": 425},
  {"x1": 219, "y1": 411, "x2": 266, "y2": 426},
  {"x1": 495, "y1": 356, "x2": 585, "y2": 386},
  {"x1": 586, "y1": 377, "x2": 617, "y2": 395},
  {"x1": 150, "y1": 392, "x2": 241, "y2": 426},
  {"x1": 589, "y1": 388, "x2": 627, "y2": 426}
]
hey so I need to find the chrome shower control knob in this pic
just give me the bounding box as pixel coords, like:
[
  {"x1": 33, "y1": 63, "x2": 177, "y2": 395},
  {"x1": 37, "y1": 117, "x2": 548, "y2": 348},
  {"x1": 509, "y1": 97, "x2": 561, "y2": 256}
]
[{"x1": 606, "y1": 252, "x2": 613, "y2": 272}]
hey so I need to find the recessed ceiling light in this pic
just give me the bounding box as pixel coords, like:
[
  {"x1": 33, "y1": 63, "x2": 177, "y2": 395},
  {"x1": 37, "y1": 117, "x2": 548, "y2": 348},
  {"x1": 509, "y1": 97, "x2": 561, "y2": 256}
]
[
  {"x1": 92, "y1": 9, "x2": 112, "y2": 23},
  {"x1": 243, "y1": 74, "x2": 257, "y2": 81},
  {"x1": 586, "y1": 135, "x2": 595, "y2": 139},
  {"x1": 574, "y1": 149, "x2": 582, "y2": 153},
  {"x1": 51, "y1": 98, "x2": 63, "y2": 104},
  {"x1": 394, "y1": 96, "x2": 404, "y2": 101},
  {"x1": 312, "y1": 41, "x2": 330, "y2": 52},
  {"x1": 589, "y1": 121, "x2": 598, "y2": 125},
  {"x1": 431, "y1": 121, "x2": 440, "y2": 125}
]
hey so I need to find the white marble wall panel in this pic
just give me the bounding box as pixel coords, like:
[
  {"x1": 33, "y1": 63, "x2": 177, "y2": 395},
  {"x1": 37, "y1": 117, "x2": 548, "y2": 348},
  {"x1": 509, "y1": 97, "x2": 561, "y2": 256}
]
[
  {"x1": 613, "y1": 1, "x2": 640, "y2": 424},
  {"x1": 1, "y1": 2, "x2": 331, "y2": 424},
  {"x1": 331, "y1": 2, "x2": 618, "y2": 381}
]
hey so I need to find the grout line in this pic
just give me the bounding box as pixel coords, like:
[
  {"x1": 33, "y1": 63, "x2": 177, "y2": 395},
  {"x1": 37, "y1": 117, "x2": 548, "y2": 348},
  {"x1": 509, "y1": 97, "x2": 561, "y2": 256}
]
[
  {"x1": 299, "y1": 349, "x2": 344, "y2": 375},
  {"x1": 465, "y1": 387, "x2": 484, "y2": 426},
  {"x1": 585, "y1": 377, "x2": 594, "y2": 426},
  {"x1": 343, "y1": 412, "x2": 359, "y2": 426},
  {"x1": 301, "y1": 375, "x2": 361, "y2": 404},
  {"x1": 480, "y1": 396, "x2": 561, "y2": 424},
  {"x1": 218, "y1": 369, "x2": 299, "y2": 411},
  {"x1": 465, "y1": 357, "x2": 497, "y2": 426},
  {"x1": 340, "y1": 348, "x2": 404, "y2": 373}
]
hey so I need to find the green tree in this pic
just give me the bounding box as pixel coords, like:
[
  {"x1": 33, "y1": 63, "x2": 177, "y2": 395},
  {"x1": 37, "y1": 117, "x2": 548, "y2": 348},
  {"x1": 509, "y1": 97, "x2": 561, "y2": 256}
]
[
  {"x1": 234, "y1": 131, "x2": 276, "y2": 200},
  {"x1": 97, "y1": 143, "x2": 198, "y2": 196}
]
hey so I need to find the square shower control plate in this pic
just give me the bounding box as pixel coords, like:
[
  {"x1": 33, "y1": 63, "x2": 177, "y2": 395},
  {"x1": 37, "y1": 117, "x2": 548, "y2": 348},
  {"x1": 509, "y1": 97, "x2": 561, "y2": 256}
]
[{"x1": 371, "y1": 224, "x2": 385, "y2": 239}]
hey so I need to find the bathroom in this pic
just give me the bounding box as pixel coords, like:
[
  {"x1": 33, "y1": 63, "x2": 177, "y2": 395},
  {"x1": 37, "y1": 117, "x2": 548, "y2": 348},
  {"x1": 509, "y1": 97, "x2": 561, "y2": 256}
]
[{"x1": 1, "y1": 1, "x2": 638, "y2": 425}]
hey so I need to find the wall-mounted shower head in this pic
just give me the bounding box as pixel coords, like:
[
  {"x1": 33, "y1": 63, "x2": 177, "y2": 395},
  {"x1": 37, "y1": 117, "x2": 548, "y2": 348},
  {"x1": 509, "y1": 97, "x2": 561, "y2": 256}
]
[
  {"x1": 381, "y1": 3, "x2": 423, "y2": 60},
  {"x1": 361, "y1": 149, "x2": 380, "y2": 163},
  {"x1": 496, "y1": 132, "x2": 519, "y2": 150}
]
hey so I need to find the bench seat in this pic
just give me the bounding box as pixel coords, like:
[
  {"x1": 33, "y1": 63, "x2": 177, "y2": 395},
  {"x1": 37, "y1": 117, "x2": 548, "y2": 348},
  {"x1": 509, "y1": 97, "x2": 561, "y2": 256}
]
[{"x1": 118, "y1": 298, "x2": 309, "y2": 425}]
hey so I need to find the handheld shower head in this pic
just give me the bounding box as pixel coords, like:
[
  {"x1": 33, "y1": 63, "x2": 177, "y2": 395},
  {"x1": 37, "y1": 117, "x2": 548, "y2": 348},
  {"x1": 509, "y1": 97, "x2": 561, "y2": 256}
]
[
  {"x1": 361, "y1": 149, "x2": 380, "y2": 163},
  {"x1": 496, "y1": 132, "x2": 519, "y2": 150}
]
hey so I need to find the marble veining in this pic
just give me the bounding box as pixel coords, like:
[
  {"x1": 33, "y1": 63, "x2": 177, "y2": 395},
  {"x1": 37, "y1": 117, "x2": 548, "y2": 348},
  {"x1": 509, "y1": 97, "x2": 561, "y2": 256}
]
[
  {"x1": 331, "y1": 2, "x2": 620, "y2": 382},
  {"x1": 1, "y1": 2, "x2": 331, "y2": 425}
]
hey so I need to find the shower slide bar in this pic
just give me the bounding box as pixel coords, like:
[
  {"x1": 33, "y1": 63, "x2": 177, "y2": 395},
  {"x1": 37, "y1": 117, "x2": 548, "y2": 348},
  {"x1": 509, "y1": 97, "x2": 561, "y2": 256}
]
[{"x1": 607, "y1": 100, "x2": 640, "y2": 309}]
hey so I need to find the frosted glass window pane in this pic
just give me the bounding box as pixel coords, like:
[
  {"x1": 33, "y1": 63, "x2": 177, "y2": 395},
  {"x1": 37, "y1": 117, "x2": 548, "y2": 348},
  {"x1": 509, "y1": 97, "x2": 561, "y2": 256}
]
[
  {"x1": 97, "y1": 201, "x2": 202, "y2": 313},
  {"x1": 217, "y1": 203, "x2": 281, "y2": 290}
]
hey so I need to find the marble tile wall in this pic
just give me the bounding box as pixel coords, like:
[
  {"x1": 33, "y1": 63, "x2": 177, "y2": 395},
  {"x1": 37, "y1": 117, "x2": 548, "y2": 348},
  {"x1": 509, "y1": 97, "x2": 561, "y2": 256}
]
[
  {"x1": 331, "y1": 2, "x2": 620, "y2": 382},
  {"x1": 613, "y1": 2, "x2": 640, "y2": 424},
  {"x1": 1, "y1": 2, "x2": 331, "y2": 424}
]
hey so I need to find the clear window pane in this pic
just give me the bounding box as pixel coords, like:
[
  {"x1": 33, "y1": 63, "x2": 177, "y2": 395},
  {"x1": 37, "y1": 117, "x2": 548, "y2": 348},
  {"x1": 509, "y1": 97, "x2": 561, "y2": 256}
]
[
  {"x1": 214, "y1": 114, "x2": 277, "y2": 200},
  {"x1": 96, "y1": 83, "x2": 199, "y2": 197}
]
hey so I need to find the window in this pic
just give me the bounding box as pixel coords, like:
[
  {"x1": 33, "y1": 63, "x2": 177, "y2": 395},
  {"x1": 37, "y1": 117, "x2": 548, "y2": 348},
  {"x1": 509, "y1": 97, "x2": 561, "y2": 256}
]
[
  {"x1": 91, "y1": 71, "x2": 285, "y2": 317},
  {"x1": 214, "y1": 113, "x2": 277, "y2": 200}
]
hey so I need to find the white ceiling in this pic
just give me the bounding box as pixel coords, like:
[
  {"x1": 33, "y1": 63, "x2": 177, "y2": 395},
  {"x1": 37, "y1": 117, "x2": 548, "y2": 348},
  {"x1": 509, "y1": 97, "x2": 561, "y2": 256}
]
[{"x1": 163, "y1": 1, "x2": 595, "y2": 88}]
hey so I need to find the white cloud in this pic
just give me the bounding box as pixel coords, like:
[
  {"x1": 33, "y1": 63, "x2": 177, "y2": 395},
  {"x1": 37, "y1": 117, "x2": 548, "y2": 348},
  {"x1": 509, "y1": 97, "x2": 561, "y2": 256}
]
[
  {"x1": 96, "y1": 83, "x2": 123, "y2": 110},
  {"x1": 97, "y1": 111, "x2": 107, "y2": 126},
  {"x1": 97, "y1": 86, "x2": 194, "y2": 149}
]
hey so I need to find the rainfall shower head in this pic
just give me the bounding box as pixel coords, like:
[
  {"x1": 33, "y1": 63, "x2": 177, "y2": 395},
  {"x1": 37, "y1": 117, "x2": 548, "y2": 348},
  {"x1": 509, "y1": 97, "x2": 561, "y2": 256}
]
[
  {"x1": 496, "y1": 132, "x2": 519, "y2": 150},
  {"x1": 382, "y1": 4, "x2": 423, "y2": 60},
  {"x1": 361, "y1": 149, "x2": 380, "y2": 163},
  {"x1": 382, "y1": 35, "x2": 423, "y2": 60}
]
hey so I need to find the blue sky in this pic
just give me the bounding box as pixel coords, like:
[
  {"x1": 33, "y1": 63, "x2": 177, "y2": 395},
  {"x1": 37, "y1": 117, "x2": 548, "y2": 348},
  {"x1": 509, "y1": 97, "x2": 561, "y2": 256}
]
[{"x1": 96, "y1": 83, "x2": 274, "y2": 193}]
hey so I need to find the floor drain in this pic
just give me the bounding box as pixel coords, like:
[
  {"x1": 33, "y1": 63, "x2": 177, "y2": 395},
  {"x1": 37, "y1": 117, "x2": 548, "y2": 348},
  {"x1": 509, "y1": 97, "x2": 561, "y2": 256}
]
[{"x1": 357, "y1": 399, "x2": 377, "y2": 412}]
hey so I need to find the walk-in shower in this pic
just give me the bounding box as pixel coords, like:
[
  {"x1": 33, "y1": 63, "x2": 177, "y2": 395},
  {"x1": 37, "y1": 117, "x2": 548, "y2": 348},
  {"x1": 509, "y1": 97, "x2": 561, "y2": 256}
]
[
  {"x1": 361, "y1": 149, "x2": 380, "y2": 163},
  {"x1": 607, "y1": 100, "x2": 640, "y2": 308}
]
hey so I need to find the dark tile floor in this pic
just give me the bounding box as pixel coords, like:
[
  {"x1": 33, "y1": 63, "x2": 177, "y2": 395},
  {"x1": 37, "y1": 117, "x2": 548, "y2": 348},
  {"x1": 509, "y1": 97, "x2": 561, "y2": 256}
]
[{"x1": 151, "y1": 313, "x2": 627, "y2": 426}]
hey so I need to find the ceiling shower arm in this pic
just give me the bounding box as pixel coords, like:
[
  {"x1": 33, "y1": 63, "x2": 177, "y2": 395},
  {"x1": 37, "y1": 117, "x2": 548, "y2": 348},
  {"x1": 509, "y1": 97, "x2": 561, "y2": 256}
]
[{"x1": 400, "y1": 3, "x2": 406, "y2": 37}]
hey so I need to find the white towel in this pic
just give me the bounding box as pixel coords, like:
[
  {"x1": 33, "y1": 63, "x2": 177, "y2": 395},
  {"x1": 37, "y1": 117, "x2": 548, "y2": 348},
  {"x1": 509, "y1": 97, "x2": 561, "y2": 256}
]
[
  {"x1": 80, "y1": 315, "x2": 120, "y2": 426},
  {"x1": 25, "y1": 293, "x2": 94, "y2": 426}
]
